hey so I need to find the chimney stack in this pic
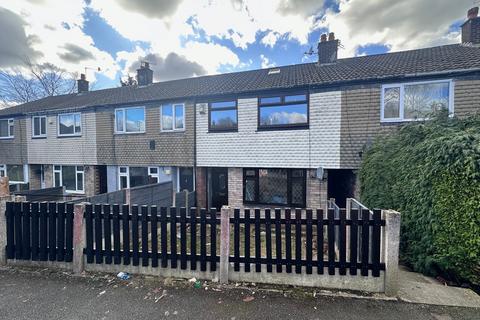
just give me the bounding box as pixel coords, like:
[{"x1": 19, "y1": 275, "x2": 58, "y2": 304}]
[
  {"x1": 317, "y1": 32, "x2": 339, "y2": 64},
  {"x1": 77, "y1": 73, "x2": 89, "y2": 93},
  {"x1": 136, "y1": 62, "x2": 153, "y2": 86},
  {"x1": 462, "y1": 7, "x2": 480, "y2": 44}
]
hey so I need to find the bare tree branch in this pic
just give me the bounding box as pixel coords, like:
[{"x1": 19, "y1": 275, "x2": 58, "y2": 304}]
[{"x1": 0, "y1": 57, "x2": 77, "y2": 108}]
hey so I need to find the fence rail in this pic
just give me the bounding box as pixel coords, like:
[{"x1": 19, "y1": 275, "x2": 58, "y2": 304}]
[{"x1": 2, "y1": 201, "x2": 401, "y2": 294}]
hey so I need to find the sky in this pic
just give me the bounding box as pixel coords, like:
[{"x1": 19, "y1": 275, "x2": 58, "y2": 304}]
[{"x1": 0, "y1": 0, "x2": 473, "y2": 90}]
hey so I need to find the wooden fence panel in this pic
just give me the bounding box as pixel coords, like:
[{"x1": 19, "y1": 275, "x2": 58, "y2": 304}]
[
  {"x1": 22, "y1": 202, "x2": 31, "y2": 260},
  {"x1": 112, "y1": 204, "x2": 121, "y2": 265},
  {"x1": 103, "y1": 205, "x2": 112, "y2": 265},
  {"x1": 31, "y1": 202, "x2": 39, "y2": 261},
  {"x1": 141, "y1": 206, "x2": 149, "y2": 267}
]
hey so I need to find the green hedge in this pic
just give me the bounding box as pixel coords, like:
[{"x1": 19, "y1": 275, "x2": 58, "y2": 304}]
[{"x1": 359, "y1": 112, "x2": 480, "y2": 285}]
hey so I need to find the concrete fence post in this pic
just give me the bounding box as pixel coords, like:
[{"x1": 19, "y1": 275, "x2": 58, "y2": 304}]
[
  {"x1": 73, "y1": 203, "x2": 86, "y2": 274},
  {"x1": 0, "y1": 196, "x2": 10, "y2": 266},
  {"x1": 219, "y1": 206, "x2": 231, "y2": 284},
  {"x1": 383, "y1": 209, "x2": 401, "y2": 296},
  {"x1": 125, "y1": 188, "x2": 131, "y2": 206}
]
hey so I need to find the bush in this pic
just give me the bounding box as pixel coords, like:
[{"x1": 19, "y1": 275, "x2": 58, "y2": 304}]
[{"x1": 359, "y1": 111, "x2": 480, "y2": 285}]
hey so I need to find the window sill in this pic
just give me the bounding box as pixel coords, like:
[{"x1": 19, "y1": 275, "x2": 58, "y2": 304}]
[
  {"x1": 208, "y1": 129, "x2": 238, "y2": 133},
  {"x1": 256, "y1": 125, "x2": 309, "y2": 132},
  {"x1": 160, "y1": 129, "x2": 186, "y2": 133},
  {"x1": 32, "y1": 136, "x2": 47, "y2": 139},
  {"x1": 64, "y1": 190, "x2": 85, "y2": 195},
  {"x1": 57, "y1": 134, "x2": 82, "y2": 138},
  {"x1": 114, "y1": 132, "x2": 146, "y2": 135},
  {"x1": 0, "y1": 137, "x2": 14, "y2": 140}
]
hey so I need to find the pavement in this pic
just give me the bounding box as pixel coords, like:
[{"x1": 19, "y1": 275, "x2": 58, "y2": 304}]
[
  {"x1": 397, "y1": 266, "x2": 480, "y2": 308},
  {"x1": 0, "y1": 266, "x2": 479, "y2": 320}
]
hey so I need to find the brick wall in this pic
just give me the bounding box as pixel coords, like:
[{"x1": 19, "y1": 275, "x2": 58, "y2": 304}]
[
  {"x1": 28, "y1": 165, "x2": 42, "y2": 190},
  {"x1": 195, "y1": 167, "x2": 207, "y2": 209},
  {"x1": 95, "y1": 103, "x2": 194, "y2": 167},
  {"x1": 225, "y1": 167, "x2": 327, "y2": 209},
  {"x1": 306, "y1": 169, "x2": 328, "y2": 209},
  {"x1": 227, "y1": 167, "x2": 243, "y2": 208}
]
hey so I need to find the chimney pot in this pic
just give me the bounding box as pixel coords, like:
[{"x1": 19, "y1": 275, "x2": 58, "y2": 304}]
[
  {"x1": 317, "y1": 33, "x2": 339, "y2": 64},
  {"x1": 77, "y1": 74, "x2": 89, "y2": 93},
  {"x1": 462, "y1": 7, "x2": 480, "y2": 44},
  {"x1": 467, "y1": 6, "x2": 479, "y2": 19},
  {"x1": 137, "y1": 61, "x2": 153, "y2": 86}
]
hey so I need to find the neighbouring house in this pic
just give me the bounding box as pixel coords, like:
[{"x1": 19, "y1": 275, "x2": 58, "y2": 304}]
[{"x1": 0, "y1": 7, "x2": 479, "y2": 207}]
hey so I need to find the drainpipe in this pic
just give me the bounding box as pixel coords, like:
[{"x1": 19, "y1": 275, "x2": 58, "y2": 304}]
[{"x1": 193, "y1": 98, "x2": 197, "y2": 207}]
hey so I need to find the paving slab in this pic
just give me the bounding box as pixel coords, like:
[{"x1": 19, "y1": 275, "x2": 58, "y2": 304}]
[{"x1": 397, "y1": 267, "x2": 480, "y2": 308}]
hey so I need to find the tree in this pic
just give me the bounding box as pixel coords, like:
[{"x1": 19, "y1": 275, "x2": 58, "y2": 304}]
[
  {"x1": 0, "y1": 59, "x2": 77, "y2": 107},
  {"x1": 120, "y1": 74, "x2": 137, "y2": 87}
]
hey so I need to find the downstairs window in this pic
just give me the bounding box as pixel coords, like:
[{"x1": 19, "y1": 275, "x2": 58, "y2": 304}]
[{"x1": 243, "y1": 168, "x2": 306, "y2": 207}]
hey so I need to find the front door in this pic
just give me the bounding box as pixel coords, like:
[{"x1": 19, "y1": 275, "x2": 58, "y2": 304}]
[{"x1": 210, "y1": 168, "x2": 228, "y2": 210}]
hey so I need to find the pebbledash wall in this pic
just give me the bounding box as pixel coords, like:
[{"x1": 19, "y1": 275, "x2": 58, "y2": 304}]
[{"x1": 195, "y1": 92, "x2": 342, "y2": 208}]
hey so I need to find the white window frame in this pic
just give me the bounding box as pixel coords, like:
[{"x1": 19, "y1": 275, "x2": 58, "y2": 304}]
[
  {"x1": 160, "y1": 103, "x2": 185, "y2": 132},
  {"x1": 148, "y1": 166, "x2": 160, "y2": 184},
  {"x1": 176, "y1": 167, "x2": 195, "y2": 192},
  {"x1": 380, "y1": 79, "x2": 454, "y2": 123},
  {"x1": 53, "y1": 165, "x2": 84, "y2": 193},
  {"x1": 118, "y1": 166, "x2": 130, "y2": 189},
  {"x1": 0, "y1": 164, "x2": 29, "y2": 184},
  {"x1": 0, "y1": 164, "x2": 6, "y2": 178},
  {"x1": 57, "y1": 113, "x2": 82, "y2": 137},
  {"x1": 114, "y1": 106, "x2": 146, "y2": 134},
  {"x1": 0, "y1": 118, "x2": 14, "y2": 139},
  {"x1": 32, "y1": 116, "x2": 47, "y2": 138}
]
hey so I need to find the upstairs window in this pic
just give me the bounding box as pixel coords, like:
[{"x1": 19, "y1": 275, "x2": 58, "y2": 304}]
[
  {"x1": 258, "y1": 94, "x2": 308, "y2": 129},
  {"x1": 161, "y1": 103, "x2": 185, "y2": 131},
  {"x1": 115, "y1": 107, "x2": 145, "y2": 133},
  {"x1": 209, "y1": 100, "x2": 237, "y2": 132},
  {"x1": 0, "y1": 119, "x2": 14, "y2": 139},
  {"x1": 58, "y1": 113, "x2": 81, "y2": 136},
  {"x1": 32, "y1": 116, "x2": 47, "y2": 138},
  {"x1": 53, "y1": 165, "x2": 84, "y2": 193},
  {"x1": 381, "y1": 80, "x2": 453, "y2": 122}
]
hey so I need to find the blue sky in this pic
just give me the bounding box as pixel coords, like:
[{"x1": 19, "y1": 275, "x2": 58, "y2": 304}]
[{"x1": 0, "y1": 1, "x2": 472, "y2": 91}]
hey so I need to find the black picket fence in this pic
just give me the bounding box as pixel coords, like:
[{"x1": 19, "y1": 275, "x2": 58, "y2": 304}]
[
  {"x1": 230, "y1": 208, "x2": 385, "y2": 277},
  {"x1": 84, "y1": 204, "x2": 219, "y2": 271},
  {"x1": 4, "y1": 203, "x2": 386, "y2": 278},
  {"x1": 5, "y1": 202, "x2": 74, "y2": 262}
]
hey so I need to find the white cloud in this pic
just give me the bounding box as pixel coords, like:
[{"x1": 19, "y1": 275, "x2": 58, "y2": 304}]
[
  {"x1": 321, "y1": 0, "x2": 471, "y2": 58},
  {"x1": 260, "y1": 54, "x2": 275, "y2": 69},
  {"x1": 261, "y1": 31, "x2": 281, "y2": 48},
  {"x1": 1, "y1": 0, "x2": 119, "y2": 81}
]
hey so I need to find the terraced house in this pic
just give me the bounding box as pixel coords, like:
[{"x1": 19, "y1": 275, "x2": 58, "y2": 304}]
[{"x1": 0, "y1": 7, "x2": 479, "y2": 209}]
